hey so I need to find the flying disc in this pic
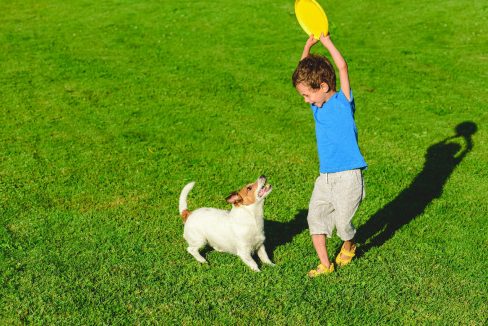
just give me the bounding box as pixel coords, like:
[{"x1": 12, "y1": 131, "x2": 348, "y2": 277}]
[{"x1": 295, "y1": 0, "x2": 329, "y2": 39}]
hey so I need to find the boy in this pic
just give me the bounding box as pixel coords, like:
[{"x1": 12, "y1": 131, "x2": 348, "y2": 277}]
[{"x1": 292, "y1": 33, "x2": 367, "y2": 277}]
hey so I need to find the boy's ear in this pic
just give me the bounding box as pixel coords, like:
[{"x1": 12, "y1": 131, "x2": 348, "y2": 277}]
[{"x1": 320, "y1": 82, "x2": 330, "y2": 93}]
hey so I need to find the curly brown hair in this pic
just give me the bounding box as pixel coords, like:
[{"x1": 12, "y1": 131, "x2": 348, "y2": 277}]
[{"x1": 292, "y1": 54, "x2": 336, "y2": 91}]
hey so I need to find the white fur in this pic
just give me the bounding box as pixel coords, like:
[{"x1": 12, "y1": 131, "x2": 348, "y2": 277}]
[
  {"x1": 179, "y1": 181, "x2": 195, "y2": 214},
  {"x1": 179, "y1": 176, "x2": 274, "y2": 272}
]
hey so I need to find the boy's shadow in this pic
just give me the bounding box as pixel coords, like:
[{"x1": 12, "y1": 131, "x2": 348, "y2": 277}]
[{"x1": 355, "y1": 121, "x2": 477, "y2": 256}]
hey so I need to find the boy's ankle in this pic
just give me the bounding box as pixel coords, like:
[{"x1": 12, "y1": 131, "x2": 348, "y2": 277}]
[
  {"x1": 319, "y1": 260, "x2": 332, "y2": 268},
  {"x1": 343, "y1": 240, "x2": 355, "y2": 251}
]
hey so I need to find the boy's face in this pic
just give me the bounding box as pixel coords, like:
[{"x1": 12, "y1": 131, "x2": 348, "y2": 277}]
[{"x1": 296, "y1": 82, "x2": 329, "y2": 108}]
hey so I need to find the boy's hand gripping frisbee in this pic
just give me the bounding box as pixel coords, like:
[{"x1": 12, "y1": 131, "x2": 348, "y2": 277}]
[{"x1": 295, "y1": 0, "x2": 329, "y2": 39}]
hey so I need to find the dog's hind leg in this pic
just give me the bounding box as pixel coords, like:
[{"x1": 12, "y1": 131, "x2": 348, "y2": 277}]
[
  {"x1": 187, "y1": 246, "x2": 207, "y2": 264},
  {"x1": 257, "y1": 245, "x2": 275, "y2": 266},
  {"x1": 237, "y1": 250, "x2": 260, "y2": 272},
  {"x1": 184, "y1": 231, "x2": 208, "y2": 264},
  {"x1": 185, "y1": 236, "x2": 207, "y2": 263}
]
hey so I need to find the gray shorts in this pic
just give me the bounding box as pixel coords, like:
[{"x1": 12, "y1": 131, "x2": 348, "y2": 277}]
[{"x1": 307, "y1": 169, "x2": 365, "y2": 240}]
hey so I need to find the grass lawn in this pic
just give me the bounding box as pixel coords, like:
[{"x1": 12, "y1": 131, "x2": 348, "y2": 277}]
[{"x1": 1, "y1": 0, "x2": 487, "y2": 324}]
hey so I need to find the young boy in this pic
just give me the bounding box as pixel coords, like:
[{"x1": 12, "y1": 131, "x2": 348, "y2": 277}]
[{"x1": 292, "y1": 33, "x2": 367, "y2": 277}]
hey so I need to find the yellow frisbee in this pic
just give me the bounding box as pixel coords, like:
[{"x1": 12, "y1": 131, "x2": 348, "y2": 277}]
[{"x1": 295, "y1": 0, "x2": 329, "y2": 39}]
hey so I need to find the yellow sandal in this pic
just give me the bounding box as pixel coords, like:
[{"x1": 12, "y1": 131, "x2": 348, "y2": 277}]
[
  {"x1": 308, "y1": 263, "x2": 334, "y2": 277},
  {"x1": 335, "y1": 244, "x2": 356, "y2": 267}
]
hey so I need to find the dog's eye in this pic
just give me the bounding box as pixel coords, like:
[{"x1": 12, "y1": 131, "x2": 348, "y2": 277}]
[{"x1": 247, "y1": 186, "x2": 252, "y2": 191}]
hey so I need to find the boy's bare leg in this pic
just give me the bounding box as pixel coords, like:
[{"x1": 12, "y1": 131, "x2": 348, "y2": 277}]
[{"x1": 312, "y1": 234, "x2": 332, "y2": 267}]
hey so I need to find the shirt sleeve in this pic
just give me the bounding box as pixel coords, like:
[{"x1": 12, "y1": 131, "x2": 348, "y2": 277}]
[{"x1": 337, "y1": 89, "x2": 354, "y2": 104}]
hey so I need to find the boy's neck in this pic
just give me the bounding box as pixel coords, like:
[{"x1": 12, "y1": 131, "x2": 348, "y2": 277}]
[{"x1": 323, "y1": 90, "x2": 336, "y2": 104}]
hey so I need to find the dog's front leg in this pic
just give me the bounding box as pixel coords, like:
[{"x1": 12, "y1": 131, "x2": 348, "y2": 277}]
[
  {"x1": 237, "y1": 250, "x2": 260, "y2": 272},
  {"x1": 257, "y1": 245, "x2": 275, "y2": 266}
]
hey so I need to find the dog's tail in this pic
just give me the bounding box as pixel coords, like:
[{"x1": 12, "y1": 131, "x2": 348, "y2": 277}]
[{"x1": 179, "y1": 181, "x2": 195, "y2": 223}]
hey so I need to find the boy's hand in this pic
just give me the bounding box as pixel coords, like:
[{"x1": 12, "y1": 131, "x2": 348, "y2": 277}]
[
  {"x1": 306, "y1": 34, "x2": 319, "y2": 48},
  {"x1": 319, "y1": 32, "x2": 331, "y2": 45},
  {"x1": 300, "y1": 34, "x2": 319, "y2": 60}
]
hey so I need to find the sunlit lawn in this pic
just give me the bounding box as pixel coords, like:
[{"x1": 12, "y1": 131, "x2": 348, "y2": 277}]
[{"x1": 1, "y1": 0, "x2": 487, "y2": 324}]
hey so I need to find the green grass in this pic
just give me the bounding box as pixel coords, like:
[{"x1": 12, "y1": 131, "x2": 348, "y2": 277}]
[{"x1": 1, "y1": 0, "x2": 487, "y2": 324}]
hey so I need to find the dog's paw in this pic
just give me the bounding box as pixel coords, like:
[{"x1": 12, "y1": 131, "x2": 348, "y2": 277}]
[{"x1": 246, "y1": 263, "x2": 260, "y2": 272}]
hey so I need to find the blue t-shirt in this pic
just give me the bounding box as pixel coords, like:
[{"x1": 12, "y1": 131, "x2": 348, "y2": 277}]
[{"x1": 311, "y1": 90, "x2": 367, "y2": 173}]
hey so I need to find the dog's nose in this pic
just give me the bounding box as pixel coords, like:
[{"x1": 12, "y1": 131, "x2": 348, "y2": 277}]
[{"x1": 260, "y1": 175, "x2": 266, "y2": 179}]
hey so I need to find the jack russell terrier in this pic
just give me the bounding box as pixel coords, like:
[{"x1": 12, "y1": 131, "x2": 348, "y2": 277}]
[{"x1": 178, "y1": 175, "x2": 274, "y2": 272}]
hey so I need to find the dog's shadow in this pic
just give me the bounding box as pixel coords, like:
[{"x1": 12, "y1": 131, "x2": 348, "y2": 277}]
[{"x1": 264, "y1": 210, "x2": 308, "y2": 260}]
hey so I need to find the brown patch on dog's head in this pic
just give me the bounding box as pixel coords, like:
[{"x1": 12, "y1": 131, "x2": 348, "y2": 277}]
[{"x1": 226, "y1": 181, "x2": 259, "y2": 207}]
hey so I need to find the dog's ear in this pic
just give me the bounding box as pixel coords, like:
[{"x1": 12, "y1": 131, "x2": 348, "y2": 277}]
[{"x1": 226, "y1": 192, "x2": 242, "y2": 206}]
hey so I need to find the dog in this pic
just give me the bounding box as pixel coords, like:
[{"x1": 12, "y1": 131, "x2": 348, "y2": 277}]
[{"x1": 178, "y1": 175, "x2": 274, "y2": 272}]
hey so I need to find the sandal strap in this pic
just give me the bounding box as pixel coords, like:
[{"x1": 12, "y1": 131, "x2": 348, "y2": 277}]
[
  {"x1": 308, "y1": 263, "x2": 334, "y2": 276},
  {"x1": 336, "y1": 255, "x2": 352, "y2": 263},
  {"x1": 339, "y1": 249, "x2": 356, "y2": 257},
  {"x1": 318, "y1": 263, "x2": 332, "y2": 271},
  {"x1": 340, "y1": 245, "x2": 357, "y2": 257},
  {"x1": 308, "y1": 270, "x2": 319, "y2": 277}
]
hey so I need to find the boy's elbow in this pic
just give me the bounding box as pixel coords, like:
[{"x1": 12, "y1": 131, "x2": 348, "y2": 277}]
[{"x1": 337, "y1": 60, "x2": 348, "y2": 71}]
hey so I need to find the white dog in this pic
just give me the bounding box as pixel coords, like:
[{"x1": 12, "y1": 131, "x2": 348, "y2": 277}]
[{"x1": 178, "y1": 175, "x2": 274, "y2": 272}]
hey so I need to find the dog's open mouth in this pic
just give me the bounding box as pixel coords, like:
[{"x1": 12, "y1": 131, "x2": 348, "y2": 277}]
[{"x1": 258, "y1": 183, "x2": 272, "y2": 197}]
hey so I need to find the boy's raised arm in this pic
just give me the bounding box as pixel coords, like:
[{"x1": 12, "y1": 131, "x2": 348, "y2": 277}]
[
  {"x1": 320, "y1": 34, "x2": 351, "y2": 101},
  {"x1": 300, "y1": 34, "x2": 319, "y2": 60}
]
